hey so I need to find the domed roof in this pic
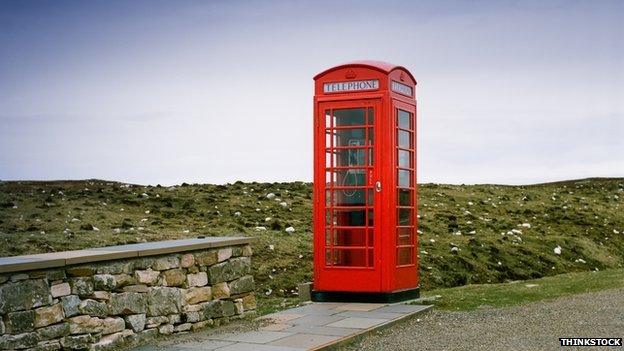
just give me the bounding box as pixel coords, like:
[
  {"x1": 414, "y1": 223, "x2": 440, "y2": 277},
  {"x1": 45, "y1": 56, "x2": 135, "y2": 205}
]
[{"x1": 314, "y1": 60, "x2": 416, "y2": 83}]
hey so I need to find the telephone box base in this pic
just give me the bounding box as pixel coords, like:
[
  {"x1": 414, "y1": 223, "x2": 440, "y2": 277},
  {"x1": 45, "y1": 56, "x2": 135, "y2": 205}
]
[{"x1": 311, "y1": 287, "x2": 419, "y2": 303}]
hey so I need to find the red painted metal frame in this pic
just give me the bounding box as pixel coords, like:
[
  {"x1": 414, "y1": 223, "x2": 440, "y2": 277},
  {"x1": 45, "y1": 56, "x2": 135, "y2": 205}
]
[{"x1": 313, "y1": 61, "x2": 418, "y2": 294}]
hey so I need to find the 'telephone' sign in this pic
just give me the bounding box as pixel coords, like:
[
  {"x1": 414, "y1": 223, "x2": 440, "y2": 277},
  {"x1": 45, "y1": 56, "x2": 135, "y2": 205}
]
[{"x1": 324, "y1": 80, "x2": 379, "y2": 93}]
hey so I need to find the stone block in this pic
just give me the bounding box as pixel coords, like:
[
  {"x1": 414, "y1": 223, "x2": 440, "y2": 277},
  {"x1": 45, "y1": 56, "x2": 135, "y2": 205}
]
[
  {"x1": 234, "y1": 299, "x2": 244, "y2": 315},
  {"x1": 66, "y1": 266, "x2": 94, "y2": 277},
  {"x1": 242, "y1": 245, "x2": 253, "y2": 256},
  {"x1": 185, "y1": 287, "x2": 212, "y2": 304},
  {"x1": 152, "y1": 256, "x2": 179, "y2": 271},
  {"x1": 0, "y1": 279, "x2": 52, "y2": 314},
  {"x1": 131, "y1": 258, "x2": 155, "y2": 270},
  {"x1": 96, "y1": 261, "x2": 130, "y2": 275},
  {"x1": 174, "y1": 323, "x2": 192, "y2": 332},
  {"x1": 297, "y1": 282, "x2": 312, "y2": 302},
  {"x1": 36, "y1": 322, "x2": 70, "y2": 340},
  {"x1": 134, "y1": 270, "x2": 160, "y2": 285},
  {"x1": 212, "y1": 282, "x2": 230, "y2": 300},
  {"x1": 69, "y1": 277, "x2": 93, "y2": 297},
  {"x1": 0, "y1": 319, "x2": 4, "y2": 334},
  {"x1": 93, "y1": 274, "x2": 117, "y2": 291},
  {"x1": 68, "y1": 315, "x2": 103, "y2": 334},
  {"x1": 191, "y1": 319, "x2": 213, "y2": 331},
  {"x1": 229, "y1": 275, "x2": 254, "y2": 295},
  {"x1": 101, "y1": 317, "x2": 125, "y2": 335},
  {"x1": 122, "y1": 284, "x2": 149, "y2": 293},
  {"x1": 187, "y1": 272, "x2": 208, "y2": 287},
  {"x1": 158, "y1": 324, "x2": 174, "y2": 335},
  {"x1": 108, "y1": 292, "x2": 147, "y2": 315},
  {"x1": 91, "y1": 329, "x2": 133, "y2": 351},
  {"x1": 60, "y1": 334, "x2": 97, "y2": 350},
  {"x1": 242, "y1": 293, "x2": 257, "y2": 310},
  {"x1": 79, "y1": 299, "x2": 108, "y2": 317},
  {"x1": 60, "y1": 295, "x2": 81, "y2": 318},
  {"x1": 34, "y1": 304, "x2": 65, "y2": 328},
  {"x1": 162, "y1": 269, "x2": 186, "y2": 287},
  {"x1": 124, "y1": 314, "x2": 146, "y2": 332},
  {"x1": 207, "y1": 257, "x2": 251, "y2": 284},
  {"x1": 231, "y1": 246, "x2": 243, "y2": 257},
  {"x1": 112, "y1": 273, "x2": 135, "y2": 287},
  {"x1": 0, "y1": 332, "x2": 39, "y2": 350},
  {"x1": 146, "y1": 287, "x2": 182, "y2": 316},
  {"x1": 11, "y1": 273, "x2": 30, "y2": 282},
  {"x1": 180, "y1": 254, "x2": 195, "y2": 268},
  {"x1": 50, "y1": 283, "x2": 71, "y2": 298},
  {"x1": 168, "y1": 314, "x2": 181, "y2": 324},
  {"x1": 29, "y1": 269, "x2": 66, "y2": 281},
  {"x1": 5, "y1": 310, "x2": 36, "y2": 333},
  {"x1": 145, "y1": 316, "x2": 168, "y2": 328},
  {"x1": 217, "y1": 248, "x2": 233, "y2": 262},
  {"x1": 202, "y1": 300, "x2": 235, "y2": 319},
  {"x1": 92, "y1": 291, "x2": 112, "y2": 300},
  {"x1": 195, "y1": 251, "x2": 218, "y2": 266},
  {"x1": 184, "y1": 311, "x2": 201, "y2": 323},
  {"x1": 34, "y1": 339, "x2": 62, "y2": 351}
]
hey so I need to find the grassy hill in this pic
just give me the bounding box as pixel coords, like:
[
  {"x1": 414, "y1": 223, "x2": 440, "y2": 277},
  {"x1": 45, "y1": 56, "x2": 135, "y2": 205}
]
[{"x1": 1, "y1": 178, "x2": 623, "y2": 313}]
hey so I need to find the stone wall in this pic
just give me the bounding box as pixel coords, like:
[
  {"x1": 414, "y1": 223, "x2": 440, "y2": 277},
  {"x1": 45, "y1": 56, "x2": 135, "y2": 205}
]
[{"x1": 0, "y1": 243, "x2": 255, "y2": 350}]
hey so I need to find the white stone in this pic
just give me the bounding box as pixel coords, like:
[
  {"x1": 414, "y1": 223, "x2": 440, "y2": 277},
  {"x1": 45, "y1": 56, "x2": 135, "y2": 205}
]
[
  {"x1": 268, "y1": 245, "x2": 275, "y2": 250},
  {"x1": 521, "y1": 223, "x2": 531, "y2": 228},
  {"x1": 279, "y1": 202, "x2": 288, "y2": 207},
  {"x1": 187, "y1": 272, "x2": 208, "y2": 287},
  {"x1": 254, "y1": 226, "x2": 267, "y2": 231},
  {"x1": 51, "y1": 283, "x2": 71, "y2": 298},
  {"x1": 266, "y1": 193, "x2": 276, "y2": 199},
  {"x1": 285, "y1": 226, "x2": 295, "y2": 233},
  {"x1": 554, "y1": 246, "x2": 562, "y2": 255}
]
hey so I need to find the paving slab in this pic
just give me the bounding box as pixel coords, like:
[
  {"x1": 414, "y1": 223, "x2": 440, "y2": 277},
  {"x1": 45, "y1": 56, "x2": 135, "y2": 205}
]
[
  {"x1": 268, "y1": 333, "x2": 342, "y2": 349},
  {"x1": 325, "y1": 317, "x2": 390, "y2": 329},
  {"x1": 213, "y1": 331, "x2": 295, "y2": 344},
  {"x1": 333, "y1": 303, "x2": 386, "y2": 312},
  {"x1": 216, "y1": 343, "x2": 305, "y2": 351},
  {"x1": 134, "y1": 302, "x2": 432, "y2": 351}
]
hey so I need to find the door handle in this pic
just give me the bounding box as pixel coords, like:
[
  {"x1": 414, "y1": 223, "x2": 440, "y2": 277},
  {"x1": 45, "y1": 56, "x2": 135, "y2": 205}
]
[{"x1": 375, "y1": 181, "x2": 382, "y2": 192}]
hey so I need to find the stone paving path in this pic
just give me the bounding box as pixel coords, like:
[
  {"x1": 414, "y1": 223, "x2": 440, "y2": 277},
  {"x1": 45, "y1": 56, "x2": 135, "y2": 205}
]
[{"x1": 134, "y1": 302, "x2": 431, "y2": 351}]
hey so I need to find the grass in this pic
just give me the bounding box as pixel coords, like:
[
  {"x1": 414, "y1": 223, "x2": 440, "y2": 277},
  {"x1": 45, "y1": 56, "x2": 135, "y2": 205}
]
[
  {"x1": 421, "y1": 268, "x2": 624, "y2": 311},
  {"x1": 1, "y1": 177, "x2": 623, "y2": 313}
]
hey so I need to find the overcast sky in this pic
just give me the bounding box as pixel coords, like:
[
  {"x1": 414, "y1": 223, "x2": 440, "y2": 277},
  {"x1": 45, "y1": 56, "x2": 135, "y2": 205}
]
[{"x1": 1, "y1": 0, "x2": 622, "y2": 185}]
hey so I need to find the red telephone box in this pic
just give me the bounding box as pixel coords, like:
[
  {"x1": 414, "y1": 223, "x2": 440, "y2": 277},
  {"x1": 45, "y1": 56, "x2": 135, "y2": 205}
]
[{"x1": 312, "y1": 61, "x2": 419, "y2": 302}]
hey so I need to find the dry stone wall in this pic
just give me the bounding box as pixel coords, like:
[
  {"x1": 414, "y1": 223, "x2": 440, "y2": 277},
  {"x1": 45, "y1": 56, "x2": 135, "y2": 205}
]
[{"x1": 0, "y1": 243, "x2": 256, "y2": 350}]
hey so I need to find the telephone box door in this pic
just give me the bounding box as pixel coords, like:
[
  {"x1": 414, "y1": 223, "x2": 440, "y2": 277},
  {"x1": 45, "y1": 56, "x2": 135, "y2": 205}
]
[{"x1": 315, "y1": 99, "x2": 382, "y2": 292}]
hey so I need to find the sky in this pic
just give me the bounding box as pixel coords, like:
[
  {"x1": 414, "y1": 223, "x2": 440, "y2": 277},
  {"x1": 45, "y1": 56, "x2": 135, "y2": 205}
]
[{"x1": 0, "y1": 0, "x2": 622, "y2": 185}]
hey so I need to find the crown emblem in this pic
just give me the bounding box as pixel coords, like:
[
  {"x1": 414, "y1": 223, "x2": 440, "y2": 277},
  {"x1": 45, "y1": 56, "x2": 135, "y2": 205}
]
[{"x1": 345, "y1": 69, "x2": 357, "y2": 79}]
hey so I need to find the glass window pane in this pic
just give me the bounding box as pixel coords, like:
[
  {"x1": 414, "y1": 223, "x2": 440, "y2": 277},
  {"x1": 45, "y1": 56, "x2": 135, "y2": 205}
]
[
  {"x1": 326, "y1": 210, "x2": 332, "y2": 225},
  {"x1": 397, "y1": 247, "x2": 413, "y2": 265},
  {"x1": 398, "y1": 150, "x2": 412, "y2": 168},
  {"x1": 325, "y1": 230, "x2": 332, "y2": 245},
  {"x1": 334, "y1": 228, "x2": 366, "y2": 246},
  {"x1": 334, "y1": 128, "x2": 366, "y2": 147},
  {"x1": 334, "y1": 108, "x2": 366, "y2": 126},
  {"x1": 397, "y1": 227, "x2": 412, "y2": 245},
  {"x1": 398, "y1": 208, "x2": 413, "y2": 225},
  {"x1": 332, "y1": 169, "x2": 366, "y2": 188},
  {"x1": 368, "y1": 149, "x2": 374, "y2": 166},
  {"x1": 332, "y1": 249, "x2": 366, "y2": 267},
  {"x1": 398, "y1": 130, "x2": 411, "y2": 148},
  {"x1": 398, "y1": 169, "x2": 412, "y2": 188},
  {"x1": 367, "y1": 108, "x2": 374, "y2": 124},
  {"x1": 367, "y1": 229, "x2": 374, "y2": 247},
  {"x1": 333, "y1": 209, "x2": 366, "y2": 226},
  {"x1": 332, "y1": 187, "x2": 365, "y2": 206},
  {"x1": 367, "y1": 128, "x2": 374, "y2": 145},
  {"x1": 325, "y1": 189, "x2": 332, "y2": 205},
  {"x1": 398, "y1": 109, "x2": 412, "y2": 129},
  {"x1": 368, "y1": 249, "x2": 374, "y2": 267},
  {"x1": 368, "y1": 209, "x2": 374, "y2": 226},
  {"x1": 398, "y1": 189, "x2": 412, "y2": 206},
  {"x1": 325, "y1": 250, "x2": 332, "y2": 266}
]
